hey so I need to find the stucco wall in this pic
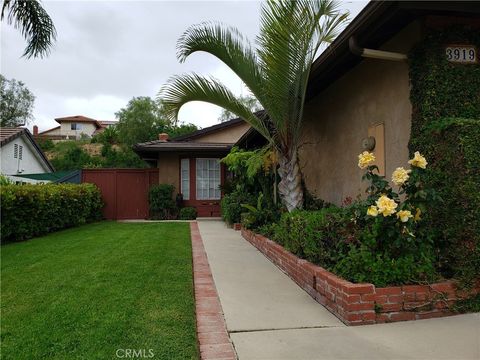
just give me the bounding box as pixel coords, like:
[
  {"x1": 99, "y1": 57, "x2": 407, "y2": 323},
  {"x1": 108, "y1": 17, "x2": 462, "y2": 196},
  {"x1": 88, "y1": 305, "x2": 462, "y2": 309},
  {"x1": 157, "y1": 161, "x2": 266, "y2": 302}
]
[
  {"x1": 158, "y1": 153, "x2": 180, "y2": 192},
  {"x1": 193, "y1": 122, "x2": 250, "y2": 143},
  {"x1": 1, "y1": 135, "x2": 51, "y2": 175},
  {"x1": 59, "y1": 122, "x2": 97, "y2": 138},
  {"x1": 300, "y1": 21, "x2": 422, "y2": 205}
]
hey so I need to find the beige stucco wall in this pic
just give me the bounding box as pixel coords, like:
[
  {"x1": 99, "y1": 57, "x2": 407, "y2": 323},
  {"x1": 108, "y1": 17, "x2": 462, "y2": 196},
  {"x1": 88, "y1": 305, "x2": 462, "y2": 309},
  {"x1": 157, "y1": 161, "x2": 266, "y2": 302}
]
[
  {"x1": 158, "y1": 153, "x2": 180, "y2": 192},
  {"x1": 193, "y1": 121, "x2": 250, "y2": 143},
  {"x1": 300, "y1": 21, "x2": 422, "y2": 205},
  {"x1": 59, "y1": 122, "x2": 97, "y2": 138}
]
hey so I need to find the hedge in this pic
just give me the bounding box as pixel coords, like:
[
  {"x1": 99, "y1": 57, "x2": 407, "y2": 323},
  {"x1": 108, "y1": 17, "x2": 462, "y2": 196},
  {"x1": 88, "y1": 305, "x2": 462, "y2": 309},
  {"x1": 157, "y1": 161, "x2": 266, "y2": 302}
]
[
  {"x1": 1, "y1": 183, "x2": 103, "y2": 242},
  {"x1": 408, "y1": 25, "x2": 480, "y2": 284}
]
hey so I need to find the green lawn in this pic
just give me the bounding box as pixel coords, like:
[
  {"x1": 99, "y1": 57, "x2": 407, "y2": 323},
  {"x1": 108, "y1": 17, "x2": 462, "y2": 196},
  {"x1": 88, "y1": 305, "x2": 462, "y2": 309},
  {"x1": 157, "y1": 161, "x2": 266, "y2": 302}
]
[{"x1": 1, "y1": 222, "x2": 198, "y2": 360}]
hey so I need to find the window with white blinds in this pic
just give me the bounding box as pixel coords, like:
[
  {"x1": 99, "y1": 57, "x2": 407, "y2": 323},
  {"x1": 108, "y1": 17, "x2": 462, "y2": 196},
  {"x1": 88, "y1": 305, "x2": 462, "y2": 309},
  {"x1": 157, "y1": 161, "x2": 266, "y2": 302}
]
[
  {"x1": 180, "y1": 158, "x2": 190, "y2": 200},
  {"x1": 196, "y1": 158, "x2": 221, "y2": 200}
]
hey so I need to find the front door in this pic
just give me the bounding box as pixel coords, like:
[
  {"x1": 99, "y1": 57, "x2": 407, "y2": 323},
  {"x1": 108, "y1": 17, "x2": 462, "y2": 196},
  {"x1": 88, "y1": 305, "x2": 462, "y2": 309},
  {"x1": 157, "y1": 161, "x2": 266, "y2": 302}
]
[{"x1": 180, "y1": 157, "x2": 224, "y2": 217}]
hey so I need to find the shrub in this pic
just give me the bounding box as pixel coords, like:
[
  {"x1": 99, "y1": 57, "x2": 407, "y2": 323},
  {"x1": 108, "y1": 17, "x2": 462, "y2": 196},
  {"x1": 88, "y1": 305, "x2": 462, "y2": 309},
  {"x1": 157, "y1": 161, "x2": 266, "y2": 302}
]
[
  {"x1": 1, "y1": 183, "x2": 103, "y2": 242},
  {"x1": 240, "y1": 193, "x2": 281, "y2": 230},
  {"x1": 220, "y1": 188, "x2": 256, "y2": 224},
  {"x1": 271, "y1": 207, "x2": 354, "y2": 267},
  {"x1": 333, "y1": 245, "x2": 436, "y2": 287},
  {"x1": 148, "y1": 184, "x2": 177, "y2": 220},
  {"x1": 330, "y1": 151, "x2": 438, "y2": 286},
  {"x1": 179, "y1": 207, "x2": 197, "y2": 220},
  {"x1": 36, "y1": 138, "x2": 54, "y2": 151}
]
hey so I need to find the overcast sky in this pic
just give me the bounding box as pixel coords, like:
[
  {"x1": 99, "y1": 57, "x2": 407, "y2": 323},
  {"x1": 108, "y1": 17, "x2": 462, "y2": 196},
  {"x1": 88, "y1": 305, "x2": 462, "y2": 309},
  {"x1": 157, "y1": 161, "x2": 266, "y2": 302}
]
[{"x1": 1, "y1": 0, "x2": 367, "y2": 132}]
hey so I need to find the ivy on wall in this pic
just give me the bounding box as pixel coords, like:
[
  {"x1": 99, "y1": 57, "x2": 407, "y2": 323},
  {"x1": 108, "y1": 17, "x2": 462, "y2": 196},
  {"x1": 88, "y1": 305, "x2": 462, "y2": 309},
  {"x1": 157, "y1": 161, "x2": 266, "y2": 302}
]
[{"x1": 408, "y1": 25, "x2": 480, "y2": 285}]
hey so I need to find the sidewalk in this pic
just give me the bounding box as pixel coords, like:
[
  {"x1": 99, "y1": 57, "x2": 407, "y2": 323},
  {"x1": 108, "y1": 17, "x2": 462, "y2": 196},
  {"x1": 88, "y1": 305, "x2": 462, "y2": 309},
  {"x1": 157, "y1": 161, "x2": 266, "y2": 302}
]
[{"x1": 197, "y1": 220, "x2": 480, "y2": 360}]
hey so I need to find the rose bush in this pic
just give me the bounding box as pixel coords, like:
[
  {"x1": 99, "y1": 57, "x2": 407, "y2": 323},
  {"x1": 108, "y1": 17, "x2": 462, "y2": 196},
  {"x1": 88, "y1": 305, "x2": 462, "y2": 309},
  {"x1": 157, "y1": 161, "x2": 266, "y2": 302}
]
[{"x1": 333, "y1": 151, "x2": 439, "y2": 285}]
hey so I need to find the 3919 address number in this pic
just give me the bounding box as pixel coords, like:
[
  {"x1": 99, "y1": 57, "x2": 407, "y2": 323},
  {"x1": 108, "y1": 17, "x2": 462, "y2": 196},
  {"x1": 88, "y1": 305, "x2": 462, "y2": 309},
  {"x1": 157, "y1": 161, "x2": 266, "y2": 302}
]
[{"x1": 446, "y1": 46, "x2": 477, "y2": 63}]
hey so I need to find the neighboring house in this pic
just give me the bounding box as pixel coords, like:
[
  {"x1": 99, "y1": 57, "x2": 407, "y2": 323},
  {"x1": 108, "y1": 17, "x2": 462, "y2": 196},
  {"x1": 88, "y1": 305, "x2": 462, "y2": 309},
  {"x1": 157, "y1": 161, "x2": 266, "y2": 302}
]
[
  {"x1": 239, "y1": 1, "x2": 479, "y2": 205},
  {"x1": 0, "y1": 128, "x2": 54, "y2": 183},
  {"x1": 36, "y1": 116, "x2": 116, "y2": 140},
  {"x1": 134, "y1": 117, "x2": 250, "y2": 216}
]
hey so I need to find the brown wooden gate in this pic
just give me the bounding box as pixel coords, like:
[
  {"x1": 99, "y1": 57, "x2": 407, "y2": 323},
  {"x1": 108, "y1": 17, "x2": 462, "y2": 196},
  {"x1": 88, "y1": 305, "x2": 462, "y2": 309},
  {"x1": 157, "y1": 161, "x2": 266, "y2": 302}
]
[{"x1": 82, "y1": 169, "x2": 159, "y2": 220}]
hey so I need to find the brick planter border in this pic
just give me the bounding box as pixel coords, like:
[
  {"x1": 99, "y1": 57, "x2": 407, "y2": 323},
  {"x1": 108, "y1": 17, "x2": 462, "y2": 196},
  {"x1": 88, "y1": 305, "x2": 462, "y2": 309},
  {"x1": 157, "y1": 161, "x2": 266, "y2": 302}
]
[
  {"x1": 241, "y1": 228, "x2": 479, "y2": 326},
  {"x1": 191, "y1": 222, "x2": 236, "y2": 359}
]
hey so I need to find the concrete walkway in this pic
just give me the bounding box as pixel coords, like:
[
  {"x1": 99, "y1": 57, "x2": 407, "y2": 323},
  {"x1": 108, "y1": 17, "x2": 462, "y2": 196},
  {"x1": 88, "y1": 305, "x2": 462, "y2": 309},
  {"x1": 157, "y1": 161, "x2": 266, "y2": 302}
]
[{"x1": 197, "y1": 220, "x2": 480, "y2": 360}]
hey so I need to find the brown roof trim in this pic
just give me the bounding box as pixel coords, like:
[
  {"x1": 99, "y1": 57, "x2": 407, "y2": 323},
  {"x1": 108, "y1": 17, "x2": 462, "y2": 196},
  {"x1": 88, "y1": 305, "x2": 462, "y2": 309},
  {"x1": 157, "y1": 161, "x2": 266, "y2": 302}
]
[
  {"x1": 55, "y1": 115, "x2": 102, "y2": 128},
  {"x1": 133, "y1": 141, "x2": 233, "y2": 153},
  {"x1": 0, "y1": 127, "x2": 54, "y2": 172},
  {"x1": 171, "y1": 117, "x2": 245, "y2": 142},
  {"x1": 38, "y1": 125, "x2": 61, "y2": 135},
  {"x1": 307, "y1": 1, "x2": 480, "y2": 99}
]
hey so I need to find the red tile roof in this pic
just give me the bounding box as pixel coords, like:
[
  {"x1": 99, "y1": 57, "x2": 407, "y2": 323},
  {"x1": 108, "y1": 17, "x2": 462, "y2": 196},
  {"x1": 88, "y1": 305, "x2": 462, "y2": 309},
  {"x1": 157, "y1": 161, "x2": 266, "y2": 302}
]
[{"x1": 54, "y1": 115, "x2": 102, "y2": 128}]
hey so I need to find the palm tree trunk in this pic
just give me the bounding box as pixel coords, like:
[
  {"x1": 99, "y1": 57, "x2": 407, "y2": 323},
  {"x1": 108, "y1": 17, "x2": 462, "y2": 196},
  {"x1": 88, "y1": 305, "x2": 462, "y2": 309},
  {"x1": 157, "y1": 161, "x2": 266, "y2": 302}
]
[{"x1": 277, "y1": 151, "x2": 303, "y2": 212}]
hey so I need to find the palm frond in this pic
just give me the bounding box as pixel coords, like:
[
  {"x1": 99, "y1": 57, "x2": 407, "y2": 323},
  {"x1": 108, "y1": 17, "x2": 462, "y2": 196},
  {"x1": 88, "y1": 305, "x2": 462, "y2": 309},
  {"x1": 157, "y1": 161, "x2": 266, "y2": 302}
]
[
  {"x1": 160, "y1": 73, "x2": 272, "y2": 142},
  {"x1": 1, "y1": 0, "x2": 57, "y2": 58},
  {"x1": 256, "y1": 0, "x2": 348, "y2": 155},
  {"x1": 177, "y1": 22, "x2": 264, "y2": 99}
]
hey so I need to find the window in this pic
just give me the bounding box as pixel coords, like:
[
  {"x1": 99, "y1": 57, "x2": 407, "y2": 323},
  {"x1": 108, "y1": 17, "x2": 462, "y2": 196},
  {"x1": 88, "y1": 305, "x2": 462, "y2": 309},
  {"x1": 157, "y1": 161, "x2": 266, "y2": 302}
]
[
  {"x1": 196, "y1": 158, "x2": 221, "y2": 200},
  {"x1": 13, "y1": 144, "x2": 18, "y2": 158},
  {"x1": 180, "y1": 158, "x2": 190, "y2": 200},
  {"x1": 71, "y1": 123, "x2": 82, "y2": 130}
]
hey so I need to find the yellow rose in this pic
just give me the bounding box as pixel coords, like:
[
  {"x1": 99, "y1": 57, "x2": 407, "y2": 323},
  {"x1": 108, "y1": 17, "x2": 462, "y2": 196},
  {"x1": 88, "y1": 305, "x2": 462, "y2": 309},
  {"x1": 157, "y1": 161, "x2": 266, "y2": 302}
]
[
  {"x1": 408, "y1": 151, "x2": 428, "y2": 169},
  {"x1": 396, "y1": 210, "x2": 413, "y2": 222},
  {"x1": 367, "y1": 205, "x2": 378, "y2": 217},
  {"x1": 376, "y1": 195, "x2": 398, "y2": 217},
  {"x1": 391, "y1": 167, "x2": 411, "y2": 186},
  {"x1": 358, "y1": 151, "x2": 376, "y2": 169}
]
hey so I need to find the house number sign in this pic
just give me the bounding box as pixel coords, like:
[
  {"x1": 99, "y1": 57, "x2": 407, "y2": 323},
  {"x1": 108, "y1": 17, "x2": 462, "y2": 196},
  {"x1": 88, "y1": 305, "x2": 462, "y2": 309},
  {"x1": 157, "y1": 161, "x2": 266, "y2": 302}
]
[{"x1": 445, "y1": 45, "x2": 477, "y2": 63}]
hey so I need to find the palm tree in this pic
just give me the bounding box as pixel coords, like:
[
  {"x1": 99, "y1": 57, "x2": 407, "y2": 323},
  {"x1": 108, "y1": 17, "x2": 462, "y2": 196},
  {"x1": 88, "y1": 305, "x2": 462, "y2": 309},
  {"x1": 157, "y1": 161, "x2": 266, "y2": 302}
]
[
  {"x1": 161, "y1": 0, "x2": 348, "y2": 212},
  {"x1": 1, "y1": 0, "x2": 56, "y2": 58}
]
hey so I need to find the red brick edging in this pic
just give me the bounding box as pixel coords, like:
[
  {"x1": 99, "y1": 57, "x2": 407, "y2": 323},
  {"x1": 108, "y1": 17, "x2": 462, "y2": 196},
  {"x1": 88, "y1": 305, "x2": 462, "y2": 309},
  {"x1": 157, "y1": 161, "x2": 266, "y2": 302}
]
[
  {"x1": 190, "y1": 222, "x2": 236, "y2": 360},
  {"x1": 242, "y1": 228, "x2": 479, "y2": 326}
]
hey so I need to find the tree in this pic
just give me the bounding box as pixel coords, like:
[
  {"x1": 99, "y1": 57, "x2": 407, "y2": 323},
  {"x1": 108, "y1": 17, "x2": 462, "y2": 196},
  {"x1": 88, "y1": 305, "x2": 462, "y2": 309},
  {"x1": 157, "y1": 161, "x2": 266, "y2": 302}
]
[
  {"x1": 218, "y1": 95, "x2": 261, "y2": 122},
  {"x1": 1, "y1": 0, "x2": 57, "y2": 58},
  {"x1": 161, "y1": 0, "x2": 348, "y2": 211},
  {"x1": 116, "y1": 97, "x2": 170, "y2": 146},
  {"x1": 115, "y1": 96, "x2": 198, "y2": 146},
  {"x1": 0, "y1": 74, "x2": 35, "y2": 127}
]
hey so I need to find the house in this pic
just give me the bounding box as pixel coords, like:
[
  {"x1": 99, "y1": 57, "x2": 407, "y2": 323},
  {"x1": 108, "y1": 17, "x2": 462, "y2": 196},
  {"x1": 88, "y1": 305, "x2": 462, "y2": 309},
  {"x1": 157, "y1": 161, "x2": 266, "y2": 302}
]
[
  {"x1": 0, "y1": 128, "x2": 54, "y2": 183},
  {"x1": 133, "y1": 117, "x2": 250, "y2": 216},
  {"x1": 240, "y1": 1, "x2": 480, "y2": 205},
  {"x1": 36, "y1": 116, "x2": 116, "y2": 140},
  {"x1": 134, "y1": 1, "x2": 478, "y2": 215}
]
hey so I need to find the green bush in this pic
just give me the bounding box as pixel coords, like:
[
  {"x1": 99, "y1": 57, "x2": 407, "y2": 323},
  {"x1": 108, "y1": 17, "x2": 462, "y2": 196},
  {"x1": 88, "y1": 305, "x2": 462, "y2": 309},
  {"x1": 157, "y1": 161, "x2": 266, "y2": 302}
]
[
  {"x1": 36, "y1": 138, "x2": 54, "y2": 151},
  {"x1": 179, "y1": 207, "x2": 197, "y2": 220},
  {"x1": 1, "y1": 183, "x2": 103, "y2": 242},
  {"x1": 333, "y1": 245, "x2": 436, "y2": 287},
  {"x1": 240, "y1": 193, "x2": 281, "y2": 230},
  {"x1": 148, "y1": 184, "x2": 177, "y2": 220},
  {"x1": 271, "y1": 207, "x2": 353, "y2": 268},
  {"x1": 220, "y1": 188, "x2": 256, "y2": 224}
]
